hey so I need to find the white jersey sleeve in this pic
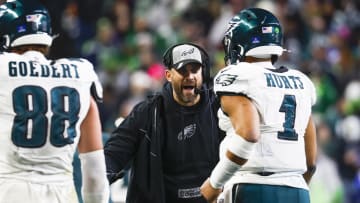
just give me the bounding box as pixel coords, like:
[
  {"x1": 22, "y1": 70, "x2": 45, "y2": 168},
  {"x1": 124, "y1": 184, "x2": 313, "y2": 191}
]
[
  {"x1": 0, "y1": 51, "x2": 103, "y2": 183},
  {"x1": 214, "y1": 64, "x2": 256, "y2": 96},
  {"x1": 214, "y1": 62, "x2": 316, "y2": 180},
  {"x1": 56, "y1": 57, "x2": 103, "y2": 102}
]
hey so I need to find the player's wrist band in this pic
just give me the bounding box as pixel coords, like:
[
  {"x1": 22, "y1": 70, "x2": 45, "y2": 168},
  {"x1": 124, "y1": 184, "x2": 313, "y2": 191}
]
[
  {"x1": 227, "y1": 131, "x2": 256, "y2": 159},
  {"x1": 209, "y1": 132, "x2": 256, "y2": 189},
  {"x1": 79, "y1": 150, "x2": 110, "y2": 203},
  {"x1": 209, "y1": 157, "x2": 240, "y2": 189}
]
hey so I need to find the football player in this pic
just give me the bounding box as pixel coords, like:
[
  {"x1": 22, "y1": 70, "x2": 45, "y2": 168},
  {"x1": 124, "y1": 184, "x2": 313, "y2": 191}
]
[
  {"x1": 201, "y1": 8, "x2": 317, "y2": 203},
  {"x1": 0, "y1": 0, "x2": 109, "y2": 202}
]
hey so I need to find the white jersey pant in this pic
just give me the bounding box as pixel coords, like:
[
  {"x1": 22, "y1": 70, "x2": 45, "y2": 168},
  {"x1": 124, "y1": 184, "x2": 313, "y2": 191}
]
[{"x1": 0, "y1": 178, "x2": 79, "y2": 203}]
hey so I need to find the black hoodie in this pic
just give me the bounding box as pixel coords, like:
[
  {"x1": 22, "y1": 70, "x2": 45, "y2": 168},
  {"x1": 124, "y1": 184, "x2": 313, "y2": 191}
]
[{"x1": 104, "y1": 82, "x2": 223, "y2": 203}]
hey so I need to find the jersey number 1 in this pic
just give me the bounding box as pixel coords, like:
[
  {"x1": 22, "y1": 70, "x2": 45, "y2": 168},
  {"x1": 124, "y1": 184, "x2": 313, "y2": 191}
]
[
  {"x1": 11, "y1": 85, "x2": 80, "y2": 148},
  {"x1": 278, "y1": 94, "x2": 298, "y2": 141}
]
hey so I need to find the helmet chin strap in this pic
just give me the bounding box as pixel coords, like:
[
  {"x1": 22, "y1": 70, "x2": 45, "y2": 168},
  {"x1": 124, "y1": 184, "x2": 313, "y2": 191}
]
[
  {"x1": 283, "y1": 48, "x2": 291, "y2": 53},
  {"x1": 250, "y1": 54, "x2": 271, "y2": 59},
  {"x1": 0, "y1": 35, "x2": 10, "y2": 50}
]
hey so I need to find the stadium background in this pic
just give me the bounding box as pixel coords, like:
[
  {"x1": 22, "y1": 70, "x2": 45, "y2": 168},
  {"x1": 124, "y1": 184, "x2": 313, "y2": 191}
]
[{"x1": 38, "y1": 0, "x2": 360, "y2": 202}]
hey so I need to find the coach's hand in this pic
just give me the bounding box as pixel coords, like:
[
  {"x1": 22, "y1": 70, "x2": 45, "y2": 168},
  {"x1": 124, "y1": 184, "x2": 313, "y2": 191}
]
[{"x1": 200, "y1": 178, "x2": 222, "y2": 203}]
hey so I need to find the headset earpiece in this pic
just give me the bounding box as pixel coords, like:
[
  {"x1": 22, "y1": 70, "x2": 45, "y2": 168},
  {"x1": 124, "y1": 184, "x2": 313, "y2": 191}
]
[{"x1": 198, "y1": 46, "x2": 210, "y2": 87}]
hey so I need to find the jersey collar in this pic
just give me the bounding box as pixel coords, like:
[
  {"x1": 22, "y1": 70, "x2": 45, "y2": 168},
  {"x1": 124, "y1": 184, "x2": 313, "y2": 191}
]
[
  {"x1": 252, "y1": 61, "x2": 274, "y2": 69},
  {"x1": 23, "y1": 50, "x2": 47, "y2": 63}
]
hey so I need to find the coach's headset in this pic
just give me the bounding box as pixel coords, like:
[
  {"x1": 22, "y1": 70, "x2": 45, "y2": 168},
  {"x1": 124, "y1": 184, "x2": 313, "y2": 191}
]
[{"x1": 162, "y1": 42, "x2": 211, "y2": 88}]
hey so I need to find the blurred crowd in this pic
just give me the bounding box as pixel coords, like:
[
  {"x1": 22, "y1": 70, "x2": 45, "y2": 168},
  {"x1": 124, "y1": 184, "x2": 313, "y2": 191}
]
[{"x1": 41, "y1": 0, "x2": 360, "y2": 202}]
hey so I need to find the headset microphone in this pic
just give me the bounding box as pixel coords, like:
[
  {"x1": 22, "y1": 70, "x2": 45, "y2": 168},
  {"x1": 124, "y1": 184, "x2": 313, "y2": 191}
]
[
  {"x1": 195, "y1": 85, "x2": 211, "y2": 95},
  {"x1": 194, "y1": 87, "x2": 202, "y2": 95}
]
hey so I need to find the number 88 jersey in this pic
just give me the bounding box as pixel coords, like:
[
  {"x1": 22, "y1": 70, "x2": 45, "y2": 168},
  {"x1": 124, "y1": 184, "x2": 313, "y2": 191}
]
[
  {"x1": 0, "y1": 50, "x2": 102, "y2": 183},
  {"x1": 214, "y1": 61, "x2": 316, "y2": 175}
]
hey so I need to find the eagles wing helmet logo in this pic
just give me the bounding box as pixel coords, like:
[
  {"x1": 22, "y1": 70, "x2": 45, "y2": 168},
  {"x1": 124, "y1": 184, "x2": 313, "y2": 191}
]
[{"x1": 215, "y1": 74, "x2": 237, "y2": 86}]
